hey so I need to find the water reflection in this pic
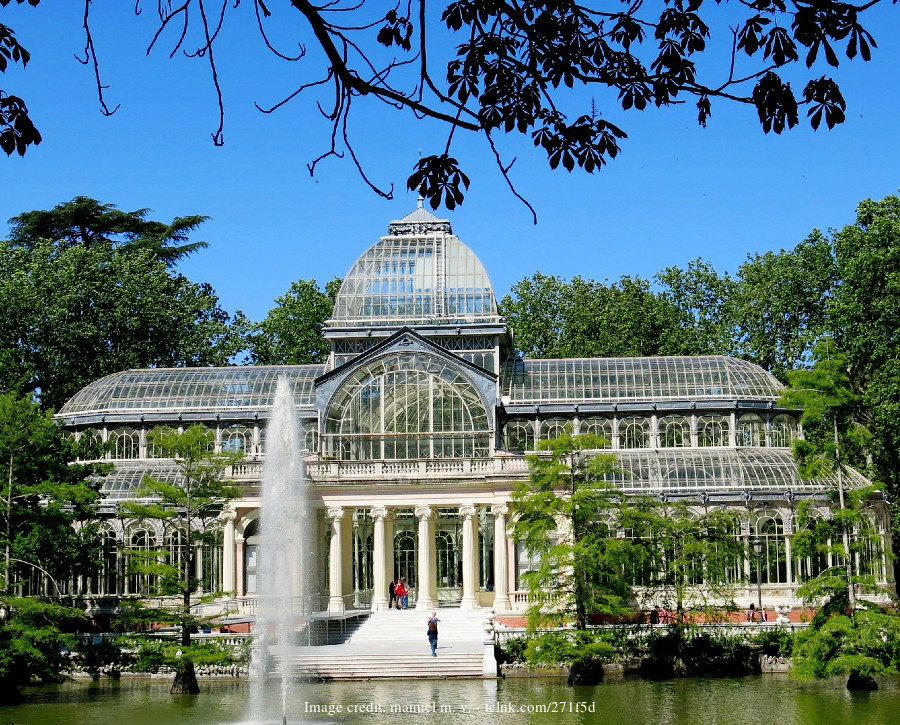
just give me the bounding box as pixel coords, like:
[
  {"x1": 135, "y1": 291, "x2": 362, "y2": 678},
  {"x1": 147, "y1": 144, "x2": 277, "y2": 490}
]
[{"x1": 3, "y1": 676, "x2": 899, "y2": 725}]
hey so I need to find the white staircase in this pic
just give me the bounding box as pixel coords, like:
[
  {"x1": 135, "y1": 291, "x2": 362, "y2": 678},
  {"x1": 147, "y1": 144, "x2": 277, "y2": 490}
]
[{"x1": 279, "y1": 608, "x2": 490, "y2": 680}]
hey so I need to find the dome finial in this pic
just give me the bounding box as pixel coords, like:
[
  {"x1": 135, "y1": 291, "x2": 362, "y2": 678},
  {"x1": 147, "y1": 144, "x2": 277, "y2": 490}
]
[{"x1": 417, "y1": 195, "x2": 424, "y2": 209}]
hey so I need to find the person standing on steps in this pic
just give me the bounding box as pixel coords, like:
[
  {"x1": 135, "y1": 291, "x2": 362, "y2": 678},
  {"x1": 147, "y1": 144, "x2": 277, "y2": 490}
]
[
  {"x1": 400, "y1": 577, "x2": 409, "y2": 609},
  {"x1": 427, "y1": 612, "x2": 440, "y2": 657},
  {"x1": 389, "y1": 578, "x2": 397, "y2": 609},
  {"x1": 395, "y1": 578, "x2": 407, "y2": 609}
]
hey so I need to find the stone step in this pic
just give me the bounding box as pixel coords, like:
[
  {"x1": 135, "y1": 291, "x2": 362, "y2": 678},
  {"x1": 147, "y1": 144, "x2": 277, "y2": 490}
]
[{"x1": 280, "y1": 653, "x2": 483, "y2": 680}]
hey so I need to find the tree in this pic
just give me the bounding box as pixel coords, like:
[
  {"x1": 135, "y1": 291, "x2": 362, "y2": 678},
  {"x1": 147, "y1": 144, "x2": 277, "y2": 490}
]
[
  {"x1": 616, "y1": 498, "x2": 744, "y2": 626},
  {"x1": 0, "y1": 392, "x2": 103, "y2": 704},
  {"x1": 0, "y1": 236, "x2": 243, "y2": 411},
  {"x1": 0, "y1": 597, "x2": 86, "y2": 704},
  {"x1": 500, "y1": 273, "x2": 693, "y2": 358},
  {"x1": 0, "y1": 393, "x2": 103, "y2": 598},
  {"x1": 781, "y1": 337, "x2": 874, "y2": 612},
  {"x1": 512, "y1": 431, "x2": 624, "y2": 632},
  {"x1": 120, "y1": 424, "x2": 240, "y2": 695},
  {"x1": 730, "y1": 232, "x2": 836, "y2": 379},
  {"x1": 3, "y1": 2, "x2": 893, "y2": 215},
  {"x1": 7, "y1": 196, "x2": 209, "y2": 266},
  {"x1": 246, "y1": 278, "x2": 341, "y2": 365},
  {"x1": 828, "y1": 196, "x2": 900, "y2": 496}
]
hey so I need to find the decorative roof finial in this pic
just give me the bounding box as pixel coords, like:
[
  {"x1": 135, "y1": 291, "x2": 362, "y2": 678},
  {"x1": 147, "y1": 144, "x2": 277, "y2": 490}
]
[{"x1": 417, "y1": 195, "x2": 424, "y2": 209}]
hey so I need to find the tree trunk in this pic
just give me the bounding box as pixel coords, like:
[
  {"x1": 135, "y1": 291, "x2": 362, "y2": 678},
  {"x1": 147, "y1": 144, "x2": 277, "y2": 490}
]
[{"x1": 170, "y1": 659, "x2": 200, "y2": 695}]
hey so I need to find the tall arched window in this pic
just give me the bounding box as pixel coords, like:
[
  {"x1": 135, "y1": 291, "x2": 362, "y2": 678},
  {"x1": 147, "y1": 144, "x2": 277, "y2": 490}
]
[
  {"x1": 620, "y1": 417, "x2": 650, "y2": 449},
  {"x1": 222, "y1": 426, "x2": 252, "y2": 454},
  {"x1": 698, "y1": 415, "x2": 729, "y2": 447},
  {"x1": 770, "y1": 415, "x2": 798, "y2": 448},
  {"x1": 394, "y1": 531, "x2": 417, "y2": 587},
  {"x1": 658, "y1": 416, "x2": 688, "y2": 448},
  {"x1": 128, "y1": 529, "x2": 155, "y2": 595},
  {"x1": 539, "y1": 417, "x2": 568, "y2": 442},
  {"x1": 754, "y1": 514, "x2": 787, "y2": 584},
  {"x1": 794, "y1": 513, "x2": 828, "y2": 582},
  {"x1": 436, "y1": 530, "x2": 460, "y2": 589},
  {"x1": 504, "y1": 420, "x2": 534, "y2": 452},
  {"x1": 109, "y1": 428, "x2": 139, "y2": 459},
  {"x1": 738, "y1": 414, "x2": 766, "y2": 447},
  {"x1": 579, "y1": 417, "x2": 613, "y2": 448},
  {"x1": 166, "y1": 529, "x2": 188, "y2": 578},
  {"x1": 325, "y1": 352, "x2": 491, "y2": 460},
  {"x1": 99, "y1": 527, "x2": 119, "y2": 595}
]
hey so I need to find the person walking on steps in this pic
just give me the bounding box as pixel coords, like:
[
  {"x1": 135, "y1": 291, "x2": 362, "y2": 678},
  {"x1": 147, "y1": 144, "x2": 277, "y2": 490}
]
[{"x1": 427, "y1": 612, "x2": 440, "y2": 657}]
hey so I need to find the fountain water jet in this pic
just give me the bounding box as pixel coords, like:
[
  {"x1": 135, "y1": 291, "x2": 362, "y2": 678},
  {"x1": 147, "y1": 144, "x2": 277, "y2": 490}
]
[{"x1": 248, "y1": 377, "x2": 313, "y2": 723}]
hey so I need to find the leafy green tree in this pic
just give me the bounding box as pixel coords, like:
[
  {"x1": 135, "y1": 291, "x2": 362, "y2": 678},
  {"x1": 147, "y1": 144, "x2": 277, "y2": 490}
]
[
  {"x1": 501, "y1": 274, "x2": 693, "y2": 359},
  {"x1": 781, "y1": 338, "x2": 875, "y2": 611},
  {"x1": 730, "y1": 233, "x2": 836, "y2": 379},
  {"x1": 4, "y1": 2, "x2": 894, "y2": 213},
  {"x1": 7, "y1": 196, "x2": 209, "y2": 265},
  {"x1": 655, "y1": 259, "x2": 738, "y2": 357},
  {"x1": 0, "y1": 393, "x2": 102, "y2": 597},
  {"x1": 617, "y1": 499, "x2": 744, "y2": 626},
  {"x1": 829, "y1": 195, "x2": 900, "y2": 496},
  {"x1": 0, "y1": 597, "x2": 86, "y2": 704},
  {"x1": 246, "y1": 278, "x2": 341, "y2": 365},
  {"x1": 0, "y1": 239, "x2": 242, "y2": 410},
  {"x1": 512, "y1": 431, "x2": 624, "y2": 631},
  {"x1": 120, "y1": 424, "x2": 239, "y2": 695}
]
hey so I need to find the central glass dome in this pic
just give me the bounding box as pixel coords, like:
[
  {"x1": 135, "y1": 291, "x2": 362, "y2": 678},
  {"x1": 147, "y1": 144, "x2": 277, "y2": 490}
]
[{"x1": 329, "y1": 203, "x2": 500, "y2": 326}]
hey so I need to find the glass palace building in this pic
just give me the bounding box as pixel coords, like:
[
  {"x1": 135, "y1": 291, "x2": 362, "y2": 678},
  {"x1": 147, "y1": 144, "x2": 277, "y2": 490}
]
[{"x1": 57, "y1": 204, "x2": 894, "y2": 612}]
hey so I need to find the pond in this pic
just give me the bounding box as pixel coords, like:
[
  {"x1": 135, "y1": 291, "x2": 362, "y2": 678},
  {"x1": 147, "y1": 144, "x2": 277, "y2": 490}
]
[{"x1": 3, "y1": 674, "x2": 899, "y2": 725}]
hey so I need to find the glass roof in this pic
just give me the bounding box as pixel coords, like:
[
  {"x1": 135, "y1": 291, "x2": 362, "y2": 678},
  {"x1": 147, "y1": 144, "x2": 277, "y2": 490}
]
[
  {"x1": 330, "y1": 205, "x2": 500, "y2": 326},
  {"x1": 59, "y1": 366, "x2": 324, "y2": 416},
  {"x1": 600, "y1": 448, "x2": 870, "y2": 493},
  {"x1": 501, "y1": 356, "x2": 784, "y2": 403}
]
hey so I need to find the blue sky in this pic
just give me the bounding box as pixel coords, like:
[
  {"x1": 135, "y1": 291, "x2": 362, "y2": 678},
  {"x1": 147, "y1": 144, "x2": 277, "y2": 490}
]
[{"x1": 2, "y1": 2, "x2": 899, "y2": 322}]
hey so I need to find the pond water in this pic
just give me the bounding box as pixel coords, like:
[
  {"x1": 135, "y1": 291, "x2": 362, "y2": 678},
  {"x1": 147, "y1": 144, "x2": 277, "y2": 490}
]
[{"x1": 3, "y1": 675, "x2": 899, "y2": 725}]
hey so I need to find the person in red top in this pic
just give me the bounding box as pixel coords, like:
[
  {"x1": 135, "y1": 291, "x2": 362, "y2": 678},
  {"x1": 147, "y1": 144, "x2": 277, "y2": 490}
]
[{"x1": 394, "y1": 579, "x2": 407, "y2": 609}]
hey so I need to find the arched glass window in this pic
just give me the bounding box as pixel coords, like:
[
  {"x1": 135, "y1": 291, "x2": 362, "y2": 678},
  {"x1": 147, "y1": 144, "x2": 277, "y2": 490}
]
[
  {"x1": 659, "y1": 416, "x2": 688, "y2": 448},
  {"x1": 754, "y1": 514, "x2": 787, "y2": 584},
  {"x1": 128, "y1": 529, "x2": 155, "y2": 595},
  {"x1": 222, "y1": 426, "x2": 252, "y2": 454},
  {"x1": 794, "y1": 513, "x2": 828, "y2": 582},
  {"x1": 504, "y1": 420, "x2": 535, "y2": 452},
  {"x1": 324, "y1": 352, "x2": 491, "y2": 460},
  {"x1": 539, "y1": 417, "x2": 569, "y2": 442},
  {"x1": 620, "y1": 417, "x2": 650, "y2": 449},
  {"x1": 857, "y1": 513, "x2": 884, "y2": 581},
  {"x1": 579, "y1": 417, "x2": 613, "y2": 448},
  {"x1": 738, "y1": 414, "x2": 766, "y2": 447},
  {"x1": 436, "y1": 530, "x2": 460, "y2": 588},
  {"x1": 394, "y1": 531, "x2": 417, "y2": 588},
  {"x1": 109, "y1": 428, "x2": 140, "y2": 459},
  {"x1": 304, "y1": 427, "x2": 319, "y2": 454},
  {"x1": 698, "y1": 415, "x2": 729, "y2": 447},
  {"x1": 166, "y1": 529, "x2": 188, "y2": 576},
  {"x1": 770, "y1": 415, "x2": 798, "y2": 448}
]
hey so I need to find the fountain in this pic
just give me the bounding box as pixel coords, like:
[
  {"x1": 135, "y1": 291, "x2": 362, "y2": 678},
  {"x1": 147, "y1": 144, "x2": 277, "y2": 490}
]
[{"x1": 248, "y1": 377, "x2": 313, "y2": 723}]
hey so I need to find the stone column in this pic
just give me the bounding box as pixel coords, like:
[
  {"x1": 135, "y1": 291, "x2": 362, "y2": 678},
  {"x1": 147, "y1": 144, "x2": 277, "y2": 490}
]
[
  {"x1": 492, "y1": 504, "x2": 512, "y2": 612},
  {"x1": 235, "y1": 536, "x2": 245, "y2": 597},
  {"x1": 194, "y1": 543, "x2": 204, "y2": 593},
  {"x1": 371, "y1": 506, "x2": 390, "y2": 611},
  {"x1": 328, "y1": 507, "x2": 346, "y2": 614},
  {"x1": 385, "y1": 511, "x2": 396, "y2": 584},
  {"x1": 460, "y1": 504, "x2": 479, "y2": 609},
  {"x1": 222, "y1": 510, "x2": 236, "y2": 593},
  {"x1": 415, "y1": 505, "x2": 436, "y2": 609}
]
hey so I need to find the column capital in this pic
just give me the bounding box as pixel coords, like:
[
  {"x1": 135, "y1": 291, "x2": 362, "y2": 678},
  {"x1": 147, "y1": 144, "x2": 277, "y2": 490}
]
[
  {"x1": 219, "y1": 509, "x2": 237, "y2": 523},
  {"x1": 327, "y1": 506, "x2": 345, "y2": 521},
  {"x1": 459, "y1": 504, "x2": 477, "y2": 520},
  {"x1": 414, "y1": 505, "x2": 433, "y2": 521},
  {"x1": 491, "y1": 504, "x2": 509, "y2": 518},
  {"x1": 370, "y1": 506, "x2": 394, "y2": 522}
]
